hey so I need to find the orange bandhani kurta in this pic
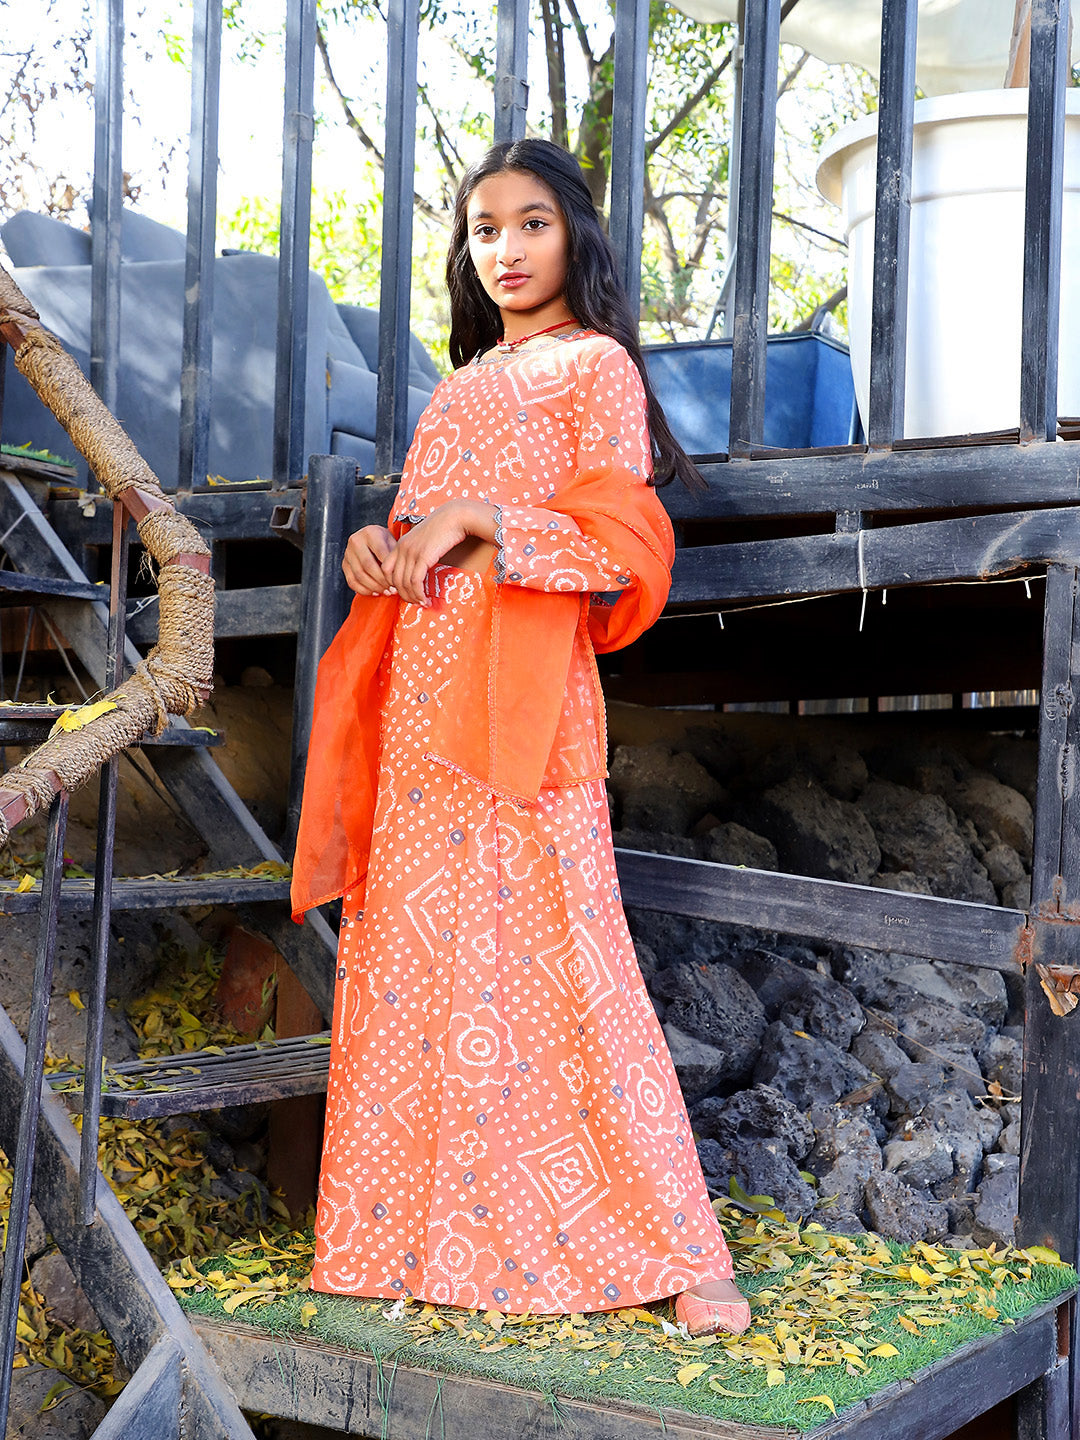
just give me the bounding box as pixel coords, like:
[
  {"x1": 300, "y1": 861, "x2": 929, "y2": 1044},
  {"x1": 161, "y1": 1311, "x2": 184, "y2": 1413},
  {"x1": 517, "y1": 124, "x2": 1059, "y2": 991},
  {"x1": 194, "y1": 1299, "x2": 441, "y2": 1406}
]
[{"x1": 297, "y1": 332, "x2": 734, "y2": 1312}]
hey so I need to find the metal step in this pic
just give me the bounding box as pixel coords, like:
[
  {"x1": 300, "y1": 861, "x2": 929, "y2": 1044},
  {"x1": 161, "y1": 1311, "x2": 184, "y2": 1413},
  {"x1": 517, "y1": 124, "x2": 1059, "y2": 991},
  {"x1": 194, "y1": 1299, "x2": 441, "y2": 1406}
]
[
  {"x1": 49, "y1": 1031, "x2": 331, "y2": 1118},
  {"x1": 0, "y1": 873, "x2": 290, "y2": 914},
  {"x1": 0, "y1": 702, "x2": 222, "y2": 747}
]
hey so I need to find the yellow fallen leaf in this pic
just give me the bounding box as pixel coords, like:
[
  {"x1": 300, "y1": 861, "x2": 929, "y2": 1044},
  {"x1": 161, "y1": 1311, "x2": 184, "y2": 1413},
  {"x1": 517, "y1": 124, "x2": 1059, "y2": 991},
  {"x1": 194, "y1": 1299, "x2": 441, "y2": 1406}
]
[
  {"x1": 708, "y1": 1379, "x2": 759, "y2": 1398},
  {"x1": 799, "y1": 1395, "x2": 837, "y2": 1416},
  {"x1": 898, "y1": 1315, "x2": 920, "y2": 1335},
  {"x1": 67, "y1": 990, "x2": 85, "y2": 1011},
  {"x1": 766, "y1": 1367, "x2": 785, "y2": 1387},
  {"x1": 15, "y1": 874, "x2": 35, "y2": 893},
  {"x1": 676, "y1": 1363, "x2": 710, "y2": 1387},
  {"x1": 1023, "y1": 1245, "x2": 1064, "y2": 1266},
  {"x1": 299, "y1": 1302, "x2": 318, "y2": 1329},
  {"x1": 869, "y1": 1343, "x2": 900, "y2": 1358},
  {"x1": 48, "y1": 698, "x2": 119, "y2": 736}
]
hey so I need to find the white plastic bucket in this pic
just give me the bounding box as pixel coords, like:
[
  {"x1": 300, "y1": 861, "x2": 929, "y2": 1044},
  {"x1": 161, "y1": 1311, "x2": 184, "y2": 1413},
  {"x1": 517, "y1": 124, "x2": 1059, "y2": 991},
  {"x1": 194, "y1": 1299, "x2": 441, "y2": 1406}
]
[{"x1": 817, "y1": 89, "x2": 1080, "y2": 438}]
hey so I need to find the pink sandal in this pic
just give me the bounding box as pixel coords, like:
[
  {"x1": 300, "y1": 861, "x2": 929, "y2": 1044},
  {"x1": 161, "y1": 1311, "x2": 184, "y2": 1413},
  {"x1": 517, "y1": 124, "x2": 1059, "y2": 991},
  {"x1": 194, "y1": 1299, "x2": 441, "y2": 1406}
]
[{"x1": 675, "y1": 1291, "x2": 752, "y2": 1337}]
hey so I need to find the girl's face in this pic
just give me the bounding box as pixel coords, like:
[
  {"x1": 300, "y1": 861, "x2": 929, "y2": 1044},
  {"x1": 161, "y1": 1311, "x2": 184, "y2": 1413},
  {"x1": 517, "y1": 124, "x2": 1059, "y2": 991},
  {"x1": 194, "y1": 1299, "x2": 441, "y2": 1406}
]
[{"x1": 466, "y1": 169, "x2": 572, "y2": 335}]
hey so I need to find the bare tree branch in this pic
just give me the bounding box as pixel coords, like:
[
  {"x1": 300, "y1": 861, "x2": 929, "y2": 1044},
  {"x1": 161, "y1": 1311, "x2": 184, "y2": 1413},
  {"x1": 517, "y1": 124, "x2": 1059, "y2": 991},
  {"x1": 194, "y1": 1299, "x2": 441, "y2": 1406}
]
[
  {"x1": 315, "y1": 21, "x2": 447, "y2": 224},
  {"x1": 646, "y1": 46, "x2": 733, "y2": 159},
  {"x1": 540, "y1": 0, "x2": 569, "y2": 149},
  {"x1": 562, "y1": 0, "x2": 599, "y2": 68},
  {"x1": 777, "y1": 49, "x2": 810, "y2": 99}
]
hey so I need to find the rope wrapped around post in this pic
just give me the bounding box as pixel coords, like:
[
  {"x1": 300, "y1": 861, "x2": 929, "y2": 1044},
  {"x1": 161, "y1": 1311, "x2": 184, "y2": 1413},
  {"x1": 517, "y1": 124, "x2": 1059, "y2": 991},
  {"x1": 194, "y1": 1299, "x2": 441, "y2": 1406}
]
[{"x1": 0, "y1": 263, "x2": 215, "y2": 847}]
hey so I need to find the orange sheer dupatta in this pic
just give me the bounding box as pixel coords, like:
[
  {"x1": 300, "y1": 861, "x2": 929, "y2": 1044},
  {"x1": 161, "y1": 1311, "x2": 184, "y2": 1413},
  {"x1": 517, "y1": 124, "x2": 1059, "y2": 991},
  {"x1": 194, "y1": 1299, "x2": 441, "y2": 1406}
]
[{"x1": 289, "y1": 469, "x2": 674, "y2": 922}]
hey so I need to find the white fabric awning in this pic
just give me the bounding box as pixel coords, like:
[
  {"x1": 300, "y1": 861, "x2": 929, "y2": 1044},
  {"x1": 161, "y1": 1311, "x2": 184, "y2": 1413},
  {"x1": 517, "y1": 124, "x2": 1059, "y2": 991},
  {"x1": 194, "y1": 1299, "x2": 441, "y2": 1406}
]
[{"x1": 669, "y1": 0, "x2": 1080, "y2": 96}]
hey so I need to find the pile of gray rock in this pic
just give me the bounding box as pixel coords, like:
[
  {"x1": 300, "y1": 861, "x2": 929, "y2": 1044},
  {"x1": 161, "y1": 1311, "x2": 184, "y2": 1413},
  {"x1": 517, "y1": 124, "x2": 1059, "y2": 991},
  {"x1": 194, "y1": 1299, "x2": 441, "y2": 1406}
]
[{"x1": 611, "y1": 733, "x2": 1032, "y2": 1247}]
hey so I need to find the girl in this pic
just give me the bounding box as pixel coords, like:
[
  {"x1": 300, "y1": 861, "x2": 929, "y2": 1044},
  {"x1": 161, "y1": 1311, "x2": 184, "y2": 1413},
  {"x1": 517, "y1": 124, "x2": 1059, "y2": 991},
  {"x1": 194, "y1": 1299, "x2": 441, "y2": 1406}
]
[{"x1": 291, "y1": 139, "x2": 749, "y2": 1337}]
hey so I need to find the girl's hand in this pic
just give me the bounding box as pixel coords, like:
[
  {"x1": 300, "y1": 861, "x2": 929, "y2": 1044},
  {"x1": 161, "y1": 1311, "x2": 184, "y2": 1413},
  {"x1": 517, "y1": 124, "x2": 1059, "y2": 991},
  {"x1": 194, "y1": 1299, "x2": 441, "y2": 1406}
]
[
  {"x1": 383, "y1": 500, "x2": 497, "y2": 606},
  {"x1": 343, "y1": 525, "x2": 398, "y2": 595}
]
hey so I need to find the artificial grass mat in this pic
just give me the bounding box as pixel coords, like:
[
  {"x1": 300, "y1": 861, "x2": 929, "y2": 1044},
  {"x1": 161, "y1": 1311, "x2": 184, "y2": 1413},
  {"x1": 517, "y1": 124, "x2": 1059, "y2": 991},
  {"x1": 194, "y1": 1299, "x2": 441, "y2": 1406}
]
[{"x1": 170, "y1": 1202, "x2": 1077, "y2": 1432}]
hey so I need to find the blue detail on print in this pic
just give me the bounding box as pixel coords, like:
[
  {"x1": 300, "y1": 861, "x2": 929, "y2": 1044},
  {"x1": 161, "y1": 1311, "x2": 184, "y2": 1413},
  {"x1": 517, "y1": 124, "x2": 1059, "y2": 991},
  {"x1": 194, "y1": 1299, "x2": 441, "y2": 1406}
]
[
  {"x1": 545, "y1": 844, "x2": 557, "y2": 856},
  {"x1": 583, "y1": 906, "x2": 595, "y2": 919},
  {"x1": 462, "y1": 1171, "x2": 476, "y2": 1185},
  {"x1": 422, "y1": 1038, "x2": 431, "y2": 1052},
  {"x1": 501, "y1": 1086, "x2": 512, "y2": 1099},
  {"x1": 463, "y1": 449, "x2": 473, "y2": 460},
  {"x1": 608, "y1": 435, "x2": 620, "y2": 446},
  {"x1": 504, "y1": 1259, "x2": 518, "y2": 1271},
  {"x1": 561, "y1": 857, "x2": 576, "y2": 870},
  {"x1": 391, "y1": 1278, "x2": 404, "y2": 1291},
  {"x1": 516, "y1": 1060, "x2": 531, "y2": 1071},
  {"x1": 441, "y1": 929, "x2": 454, "y2": 941},
  {"x1": 417, "y1": 691, "x2": 429, "y2": 703},
  {"x1": 578, "y1": 1108, "x2": 589, "y2": 1118},
  {"x1": 557, "y1": 1232, "x2": 569, "y2": 1245},
  {"x1": 337, "y1": 968, "x2": 346, "y2": 979},
  {"x1": 674, "y1": 1212, "x2": 686, "y2": 1227},
  {"x1": 408, "y1": 788, "x2": 423, "y2": 802},
  {"x1": 450, "y1": 830, "x2": 465, "y2": 845},
  {"x1": 612, "y1": 1084, "x2": 624, "y2": 1098},
  {"x1": 517, "y1": 411, "x2": 528, "y2": 422},
  {"x1": 509, "y1": 571, "x2": 522, "y2": 581},
  {"x1": 481, "y1": 989, "x2": 493, "y2": 1002},
  {"x1": 524, "y1": 1272, "x2": 539, "y2": 1285},
  {"x1": 617, "y1": 574, "x2": 631, "y2": 585},
  {"x1": 523, "y1": 543, "x2": 535, "y2": 556},
  {"x1": 384, "y1": 991, "x2": 398, "y2": 1005},
  {"x1": 498, "y1": 885, "x2": 512, "y2": 899},
  {"x1": 371, "y1": 1103, "x2": 384, "y2": 1115},
  {"x1": 476, "y1": 1113, "x2": 488, "y2": 1126},
  {"x1": 603, "y1": 1283, "x2": 621, "y2": 1300},
  {"x1": 473, "y1": 1205, "x2": 489, "y2": 1218},
  {"x1": 492, "y1": 1287, "x2": 509, "y2": 1303},
  {"x1": 371, "y1": 1203, "x2": 388, "y2": 1220},
  {"x1": 687, "y1": 1244, "x2": 702, "y2": 1256},
  {"x1": 647, "y1": 1043, "x2": 655, "y2": 1055},
  {"x1": 404, "y1": 1251, "x2": 418, "y2": 1268}
]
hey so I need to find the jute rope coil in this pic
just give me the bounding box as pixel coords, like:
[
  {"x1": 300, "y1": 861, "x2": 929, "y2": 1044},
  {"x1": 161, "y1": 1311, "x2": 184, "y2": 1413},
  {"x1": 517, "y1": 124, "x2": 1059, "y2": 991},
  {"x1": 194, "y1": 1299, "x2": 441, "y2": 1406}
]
[{"x1": 0, "y1": 262, "x2": 216, "y2": 848}]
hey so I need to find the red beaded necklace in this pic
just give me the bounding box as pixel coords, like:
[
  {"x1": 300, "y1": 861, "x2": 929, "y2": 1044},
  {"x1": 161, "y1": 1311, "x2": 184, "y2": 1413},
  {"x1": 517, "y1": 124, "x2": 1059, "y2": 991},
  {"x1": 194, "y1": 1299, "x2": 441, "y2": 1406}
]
[{"x1": 495, "y1": 317, "x2": 579, "y2": 353}]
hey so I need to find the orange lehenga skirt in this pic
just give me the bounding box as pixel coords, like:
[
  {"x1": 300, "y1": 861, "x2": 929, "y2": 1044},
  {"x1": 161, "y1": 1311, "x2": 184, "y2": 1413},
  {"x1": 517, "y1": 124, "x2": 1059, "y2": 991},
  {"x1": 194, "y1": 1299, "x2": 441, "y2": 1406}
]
[{"x1": 311, "y1": 565, "x2": 733, "y2": 1313}]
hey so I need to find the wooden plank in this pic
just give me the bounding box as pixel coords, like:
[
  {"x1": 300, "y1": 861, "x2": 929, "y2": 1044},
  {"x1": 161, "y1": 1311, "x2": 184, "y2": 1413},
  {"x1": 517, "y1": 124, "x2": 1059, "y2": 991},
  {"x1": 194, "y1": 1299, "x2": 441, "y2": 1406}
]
[
  {"x1": 191, "y1": 1318, "x2": 789, "y2": 1440},
  {"x1": 48, "y1": 479, "x2": 398, "y2": 548},
  {"x1": 673, "y1": 443, "x2": 1080, "y2": 520},
  {"x1": 807, "y1": 1300, "x2": 1062, "y2": 1440},
  {"x1": 614, "y1": 849, "x2": 1024, "y2": 973},
  {"x1": 0, "y1": 1005, "x2": 254, "y2": 1439},
  {"x1": 89, "y1": 1333, "x2": 182, "y2": 1440},
  {"x1": 668, "y1": 507, "x2": 1080, "y2": 606},
  {"x1": 126, "y1": 585, "x2": 301, "y2": 643},
  {"x1": 0, "y1": 876, "x2": 291, "y2": 914}
]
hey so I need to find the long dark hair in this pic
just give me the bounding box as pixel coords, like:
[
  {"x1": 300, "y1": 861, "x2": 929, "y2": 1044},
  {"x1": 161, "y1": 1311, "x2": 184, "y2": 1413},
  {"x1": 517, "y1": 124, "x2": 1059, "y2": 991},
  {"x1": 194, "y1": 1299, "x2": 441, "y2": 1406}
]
[{"x1": 446, "y1": 139, "x2": 703, "y2": 491}]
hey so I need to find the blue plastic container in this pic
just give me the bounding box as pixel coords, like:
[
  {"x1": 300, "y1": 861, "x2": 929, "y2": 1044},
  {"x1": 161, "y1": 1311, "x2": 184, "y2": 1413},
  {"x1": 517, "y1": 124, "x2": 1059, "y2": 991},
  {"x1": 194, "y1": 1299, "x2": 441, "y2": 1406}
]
[{"x1": 642, "y1": 331, "x2": 858, "y2": 456}]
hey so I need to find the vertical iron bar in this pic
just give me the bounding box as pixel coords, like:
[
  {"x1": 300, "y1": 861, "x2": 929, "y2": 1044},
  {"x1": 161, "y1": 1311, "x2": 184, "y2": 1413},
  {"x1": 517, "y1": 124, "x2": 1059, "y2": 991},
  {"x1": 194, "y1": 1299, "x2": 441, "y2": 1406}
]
[
  {"x1": 272, "y1": 0, "x2": 317, "y2": 484},
  {"x1": 494, "y1": 0, "x2": 529, "y2": 144},
  {"x1": 90, "y1": 0, "x2": 124, "y2": 415},
  {"x1": 285, "y1": 455, "x2": 356, "y2": 854},
  {"x1": 609, "y1": 0, "x2": 650, "y2": 316},
  {"x1": 0, "y1": 792, "x2": 69, "y2": 1436},
  {"x1": 178, "y1": 0, "x2": 223, "y2": 493},
  {"x1": 716, "y1": 0, "x2": 746, "y2": 340},
  {"x1": 78, "y1": 502, "x2": 129, "y2": 1224},
  {"x1": 374, "y1": 0, "x2": 420, "y2": 475},
  {"x1": 866, "y1": 0, "x2": 917, "y2": 448},
  {"x1": 1018, "y1": 564, "x2": 1080, "y2": 1437},
  {"x1": 1019, "y1": 0, "x2": 1070, "y2": 443},
  {"x1": 727, "y1": 0, "x2": 780, "y2": 456}
]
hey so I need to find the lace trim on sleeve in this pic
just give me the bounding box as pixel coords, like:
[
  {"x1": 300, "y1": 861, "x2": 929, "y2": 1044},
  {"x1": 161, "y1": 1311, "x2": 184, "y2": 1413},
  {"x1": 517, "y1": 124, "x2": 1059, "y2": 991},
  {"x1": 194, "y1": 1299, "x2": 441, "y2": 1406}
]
[{"x1": 493, "y1": 505, "x2": 506, "y2": 584}]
